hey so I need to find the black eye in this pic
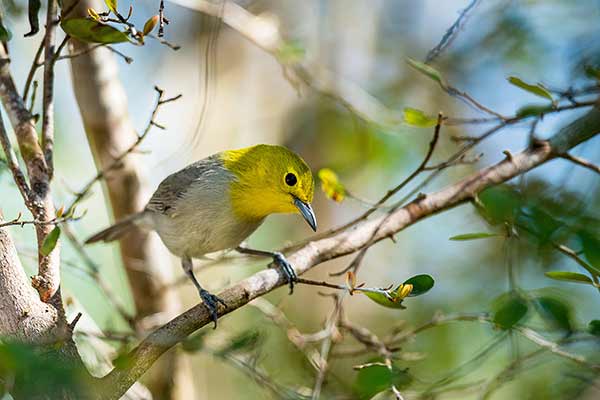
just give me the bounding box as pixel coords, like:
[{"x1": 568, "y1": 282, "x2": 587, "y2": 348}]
[{"x1": 285, "y1": 173, "x2": 297, "y2": 186}]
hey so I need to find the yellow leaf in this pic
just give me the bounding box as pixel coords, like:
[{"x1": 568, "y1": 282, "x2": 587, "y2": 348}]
[
  {"x1": 395, "y1": 283, "x2": 413, "y2": 300},
  {"x1": 55, "y1": 205, "x2": 65, "y2": 218},
  {"x1": 346, "y1": 271, "x2": 356, "y2": 293},
  {"x1": 143, "y1": 15, "x2": 159, "y2": 35},
  {"x1": 403, "y1": 108, "x2": 438, "y2": 128},
  {"x1": 318, "y1": 168, "x2": 345, "y2": 202},
  {"x1": 87, "y1": 8, "x2": 101, "y2": 21}
]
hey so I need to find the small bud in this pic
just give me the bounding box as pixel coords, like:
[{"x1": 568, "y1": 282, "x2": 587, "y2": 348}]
[
  {"x1": 396, "y1": 283, "x2": 413, "y2": 300},
  {"x1": 87, "y1": 8, "x2": 101, "y2": 21},
  {"x1": 346, "y1": 271, "x2": 356, "y2": 294},
  {"x1": 56, "y1": 205, "x2": 65, "y2": 218},
  {"x1": 143, "y1": 15, "x2": 159, "y2": 35}
]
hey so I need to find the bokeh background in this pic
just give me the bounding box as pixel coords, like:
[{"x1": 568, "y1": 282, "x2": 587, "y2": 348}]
[{"x1": 1, "y1": 0, "x2": 599, "y2": 399}]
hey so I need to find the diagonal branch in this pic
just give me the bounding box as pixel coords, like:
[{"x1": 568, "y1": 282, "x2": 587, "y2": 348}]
[
  {"x1": 559, "y1": 152, "x2": 600, "y2": 175},
  {"x1": 98, "y1": 103, "x2": 600, "y2": 399},
  {"x1": 425, "y1": 0, "x2": 481, "y2": 64}
]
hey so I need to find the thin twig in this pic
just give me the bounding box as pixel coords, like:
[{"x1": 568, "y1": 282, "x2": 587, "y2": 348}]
[
  {"x1": 331, "y1": 113, "x2": 444, "y2": 276},
  {"x1": 65, "y1": 87, "x2": 181, "y2": 215},
  {"x1": 0, "y1": 213, "x2": 82, "y2": 228},
  {"x1": 560, "y1": 153, "x2": 600, "y2": 175},
  {"x1": 23, "y1": 38, "x2": 44, "y2": 102},
  {"x1": 56, "y1": 43, "x2": 104, "y2": 61},
  {"x1": 311, "y1": 295, "x2": 343, "y2": 400},
  {"x1": 0, "y1": 114, "x2": 32, "y2": 203},
  {"x1": 41, "y1": 0, "x2": 58, "y2": 178},
  {"x1": 425, "y1": 0, "x2": 480, "y2": 64},
  {"x1": 515, "y1": 222, "x2": 600, "y2": 288}
]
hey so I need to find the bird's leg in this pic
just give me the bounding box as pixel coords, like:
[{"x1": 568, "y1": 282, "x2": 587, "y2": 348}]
[
  {"x1": 181, "y1": 256, "x2": 226, "y2": 328},
  {"x1": 235, "y1": 247, "x2": 297, "y2": 294}
]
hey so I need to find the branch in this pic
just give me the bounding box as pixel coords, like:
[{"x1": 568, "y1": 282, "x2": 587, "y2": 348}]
[
  {"x1": 559, "y1": 152, "x2": 600, "y2": 175},
  {"x1": 425, "y1": 0, "x2": 480, "y2": 64},
  {"x1": 0, "y1": 114, "x2": 32, "y2": 203},
  {"x1": 0, "y1": 40, "x2": 60, "y2": 302},
  {"x1": 41, "y1": 0, "x2": 58, "y2": 177},
  {"x1": 98, "y1": 102, "x2": 600, "y2": 398}
]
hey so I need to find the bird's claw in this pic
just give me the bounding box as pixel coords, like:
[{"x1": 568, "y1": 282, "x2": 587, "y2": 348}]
[
  {"x1": 199, "y1": 289, "x2": 226, "y2": 329},
  {"x1": 272, "y1": 252, "x2": 297, "y2": 294}
]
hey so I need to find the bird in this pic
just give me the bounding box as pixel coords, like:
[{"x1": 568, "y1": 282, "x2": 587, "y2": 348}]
[{"x1": 85, "y1": 144, "x2": 316, "y2": 327}]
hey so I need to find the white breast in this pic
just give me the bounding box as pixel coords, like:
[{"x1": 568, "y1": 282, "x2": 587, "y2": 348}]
[{"x1": 148, "y1": 167, "x2": 264, "y2": 258}]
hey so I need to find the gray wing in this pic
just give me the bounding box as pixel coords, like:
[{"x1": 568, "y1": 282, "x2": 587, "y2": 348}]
[{"x1": 146, "y1": 155, "x2": 229, "y2": 216}]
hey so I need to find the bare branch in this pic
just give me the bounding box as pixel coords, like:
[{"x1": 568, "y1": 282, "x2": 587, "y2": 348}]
[
  {"x1": 23, "y1": 38, "x2": 44, "y2": 102},
  {"x1": 65, "y1": 87, "x2": 181, "y2": 216},
  {"x1": 425, "y1": 0, "x2": 480, "y2": 64},
  {"x1": 560, "y1": 152, "x2": 600, "y2": 175},
  {"x1": 311, "y1": 295, "x2": 343, "y2": 400},
  {"x1": 41, "y1": 0, "x2": 58, "y2": 177},
  {"x1": 0, "y1": 41, "x2": 60, "y2": 302}
]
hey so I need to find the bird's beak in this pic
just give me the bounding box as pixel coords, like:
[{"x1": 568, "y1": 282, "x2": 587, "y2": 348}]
[{"x1": 294, "y1": 197, "x2": 317, "y2": 231}]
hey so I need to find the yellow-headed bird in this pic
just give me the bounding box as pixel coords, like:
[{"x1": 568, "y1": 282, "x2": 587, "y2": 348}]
[{"x1": 86, "y1": 144, "x2": 316, "y2": 326}]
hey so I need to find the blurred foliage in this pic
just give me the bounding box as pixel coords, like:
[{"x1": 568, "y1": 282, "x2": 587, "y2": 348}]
[
  {"x1": 0, "y1": 0, "x2": 599, "y2": 399},
  {"x1": 353, "y1": 362, "x2": 412, "y2": 400},
  {"x1": 0, "y1": 342, "x2": 85, "y2": 398}
]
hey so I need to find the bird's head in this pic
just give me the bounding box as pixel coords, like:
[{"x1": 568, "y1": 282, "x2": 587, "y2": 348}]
[{"x1": 222, "y1": 144, "x2": 317, "y2": 231}]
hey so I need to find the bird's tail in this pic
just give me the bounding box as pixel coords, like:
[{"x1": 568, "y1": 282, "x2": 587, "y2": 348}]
[{"x1": 85, "y1": 212, "x2": 149, "y2": 244}]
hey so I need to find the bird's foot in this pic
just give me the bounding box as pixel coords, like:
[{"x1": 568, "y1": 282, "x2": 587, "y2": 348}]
[
  {"x1": 272, "y1": 252, "x2": 297, "y2": 294},
  {"x1": 199, "y1": 289, "x2": 227, "y2": 329}
]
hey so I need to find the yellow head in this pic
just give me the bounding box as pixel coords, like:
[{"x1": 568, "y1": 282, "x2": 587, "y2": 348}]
[{"x1": 222, "y1": 144, "x2": 316, "y2": 230}]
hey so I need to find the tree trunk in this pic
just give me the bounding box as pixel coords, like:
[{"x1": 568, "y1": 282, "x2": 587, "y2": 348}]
[{"x1": 62, "y1": 1, "x2": 196, "y2": 398}]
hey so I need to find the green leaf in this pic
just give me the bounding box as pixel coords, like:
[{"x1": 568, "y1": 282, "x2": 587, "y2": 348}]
[
  {"x1": 588, "y1": 320, "x2": 600, "y2": 336},
  {"x1": 61, "y1": 18, "x2": 130, "y2": 44},
  {"x1": 40, "y1": 226, "x2": 60, "y2": 256},
  {"x1": 364, "y1": 291, "x2": 406, "y2": 309},
  {"x1": 507, "y1": 76, "x2": 554, "y2": 102},
  {"x1": 579, "y1": 231, "x2": 600, "y2": 275},
  {"x1": 276, "y1": 40, "x2": 305, "y2": 64},
  {"x1": 104, "y1": 0, "x2": 117, "y2": 13},
  {"x1": 449, "y1": 232, "x2": 502, "y2": 241},
  {"x1": 354, "y1": 362, "x2": 412, "y2": 399},
  {"x1": 477, "y1": 186, "x2": 521, "y2": 225},
  {"x1": 364, "y1": 275, "x2": 434, "y2": 308},
  {"x1": 534, "y1": 296, "x2": 573, "y2": 333},
  {"x1": 406, "y1": 58, "x2": 446, "y2": 86},
  {"x1": 403, "y1": 274, "x2": 434, "y2": 297},
  {"x1": 403, "y1": 108, "x2": 438, "y2": 128},
  {"x1": 0, "y1": 342, "x2": 84, "y2": 398},
  {"x1": 544, "y1": 271, "x2": 594, "y2": 285},
  {"x1": 215, "y1": 331, "x2": 261, "y2": 356},
  {"x1": 0, "y1": 21, "x2": 12, "y2": 42},
  {"x1": 492, "y1": 292, "x2": 528, "y2": 330},
  {"x1": 515, "y1": 104, "x2": 554, "y2": 118},
  {"x1": 181, "y1": 332, "x2": 205, "y2": 353},
  {"x1": 584, "y1": 65, "x2": 600, "y2": 81}
]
